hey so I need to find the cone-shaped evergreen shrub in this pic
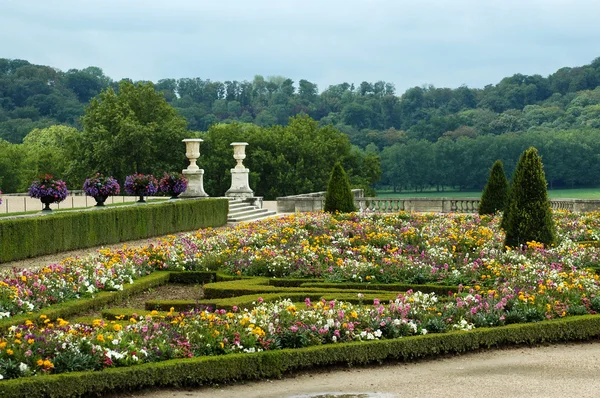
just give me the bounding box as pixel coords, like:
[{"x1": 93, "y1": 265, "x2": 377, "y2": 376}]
[
  {"x1": 324, "y1": 162, "x2": 356, "y2": 213},
  {"x1": 501, "y1": 147, "x2": 555, "y2": 247},
  {"x1": 479, "y1": 160, "x2": 509, "y2": 215}
]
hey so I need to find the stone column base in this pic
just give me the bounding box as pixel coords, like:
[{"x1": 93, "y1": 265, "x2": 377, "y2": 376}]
[
  {"x1": 180, "y1": 169, "x2": 209, "y2": 197},
  {"x1": 225, "y1": 168, "x2": 253, "y2": 199}
]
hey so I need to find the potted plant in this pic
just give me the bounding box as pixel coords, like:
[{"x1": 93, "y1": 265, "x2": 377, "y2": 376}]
[
  {"x1": 124, "y1": 173, "x2": 158, "y2": 203},
  {"x1": 28, "y1": 174, "x2": 69, "y2": 212},
  {"x1": 83, "y1": 173, "x2": 121, "y2": 206},
  {"x1": 158, "y1": 172, "x2": 188, "y2": 199}
]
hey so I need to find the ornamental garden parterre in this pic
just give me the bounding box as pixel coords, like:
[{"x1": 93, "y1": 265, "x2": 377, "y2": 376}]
[{"x1": 1, "y1": 210, "x2": 600, "y2": 385}]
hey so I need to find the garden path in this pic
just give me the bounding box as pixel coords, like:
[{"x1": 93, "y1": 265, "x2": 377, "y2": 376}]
[{"x1": 121, "y1": 341, "x2": 600, "y2": 398}]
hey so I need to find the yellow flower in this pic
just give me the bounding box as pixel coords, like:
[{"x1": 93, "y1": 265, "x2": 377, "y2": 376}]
[
  {"x1": 113, "y1": 324, "x2": 122, "y2": 332},
  {"x1": 6, "y1": 349, "x2": 13, "y2": 355}
]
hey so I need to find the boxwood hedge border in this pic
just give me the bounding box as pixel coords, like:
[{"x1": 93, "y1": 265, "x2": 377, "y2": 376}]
[{"x1": 0, "y1": 198, "x2": 228, "y2": 263}]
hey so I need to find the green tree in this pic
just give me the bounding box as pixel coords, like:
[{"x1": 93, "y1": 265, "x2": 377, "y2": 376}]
[
  {"x1": 501, "y1": 147, "x2": 555, "y2": 247},
  {"x1": 21, "y1": 125, "x2": 80, "y2": 187},
  {"x1": 78, "y1": 81, "x2": 188, "y2": 183},
  {"x1": 478, "y1": 160, "x2": 509, "y2": 215},
  {"x1": 324, "y1": 162, "x2": 355, "y2": 213}
]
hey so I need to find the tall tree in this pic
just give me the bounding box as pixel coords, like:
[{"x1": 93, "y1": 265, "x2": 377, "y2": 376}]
[{"x1": 78, "y1": 81, "x2": 188, "y2": 183}]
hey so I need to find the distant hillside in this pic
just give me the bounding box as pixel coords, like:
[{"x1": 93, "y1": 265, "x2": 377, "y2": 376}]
[{"x1": 1, "y1": 57, "x2": 599, "y2": 146}]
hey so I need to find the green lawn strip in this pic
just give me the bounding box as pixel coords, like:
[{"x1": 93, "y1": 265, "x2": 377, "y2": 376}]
[
  {"x1": 300, "y1": 282, "x2": 459, "y2": 295},
  {"x1": 3, "y1": 314, "x2": 600, "y2": 398},
  {"x1": 144, "y1": 291, "x2": 403, "y2": 312},
  {"x1": 202, "y1": 278, "x2": 410, "y2": 300},
  {"x1": 0, "y1": 272, "x2": 171, "y2": 333}
]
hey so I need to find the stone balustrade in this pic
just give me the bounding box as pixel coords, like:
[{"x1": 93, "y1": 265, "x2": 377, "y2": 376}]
[{"x1": 277, "y1": 192, "x2": 600, "y2": 214}]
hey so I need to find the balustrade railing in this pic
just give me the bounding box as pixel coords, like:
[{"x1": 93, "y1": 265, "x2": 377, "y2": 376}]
[{"x1": 356, "y1": 198, "x2": 405, "y2": 212}]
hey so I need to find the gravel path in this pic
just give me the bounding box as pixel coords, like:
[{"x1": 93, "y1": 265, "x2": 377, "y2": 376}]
[{"x1": 120, "y1": 341, "x2": 600, "y2": 398}]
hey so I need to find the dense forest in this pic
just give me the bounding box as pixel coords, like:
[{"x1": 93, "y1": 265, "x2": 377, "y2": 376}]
[{"x1": 1, "y1": 56, "x2": 600, "y2": 194}]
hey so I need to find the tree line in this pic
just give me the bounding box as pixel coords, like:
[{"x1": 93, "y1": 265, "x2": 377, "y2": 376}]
[
  {"x1": 1, "y1": 56, "x2": 600, "y2": 194},
  {"x1": 0, "y1": 81, "x2": 379, "y2": 200},
  {"x1": 379, "y1": 128, "x2": 600, "y2": 192}
]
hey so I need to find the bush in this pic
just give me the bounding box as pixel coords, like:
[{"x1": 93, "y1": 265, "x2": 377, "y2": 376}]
[
  {"x1": 501, "y1": 147, "x2": 556, "y2": 247},
  {"x1": 478, "y1": 160, "x2": 508, "y2": 215},
  {"x1": 324, "y1": 162, "x2": 355, "y2": 213}
]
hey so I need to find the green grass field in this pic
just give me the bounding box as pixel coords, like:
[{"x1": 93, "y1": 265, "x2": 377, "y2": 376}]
[{"x1": 377, "y1": 188, "x2": 600, "y2": 200}]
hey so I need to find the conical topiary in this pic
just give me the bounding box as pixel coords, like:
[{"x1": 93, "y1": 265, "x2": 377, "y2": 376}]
[
  {"x1": 478, "y1": 160, "x2": 509, "y2": 215},
  {"x1": 324, "y1": 162, "x2": 356, "y2": 213},
  {"x1": 501, "y1": 147, "x2": 555, "y2": 248}
]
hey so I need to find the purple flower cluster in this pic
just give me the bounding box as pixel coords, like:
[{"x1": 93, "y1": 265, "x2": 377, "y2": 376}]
[
  {"x1": 0, "y1": 190, "x2": 2, "y2": 206},
  {"x1": 124, "y1": 174, "x2": 158, "y2": 196},
  {"x1": 28, "y1": 175, "x2": 69, "y2": 203},
  {"x1": 159, "y1": 172, "x2": 188, "y2": 196},
  {"x1": 83, "y1": 173, "x2": 121, "y2": 197}
]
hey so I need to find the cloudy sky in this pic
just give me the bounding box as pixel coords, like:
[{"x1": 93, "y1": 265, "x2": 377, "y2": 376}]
[{"x1": 2, "y1": 0, "x2": 599, "y2": 94}]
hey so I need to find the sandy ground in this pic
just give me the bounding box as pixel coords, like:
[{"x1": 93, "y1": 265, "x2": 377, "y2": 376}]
[{"x1": 121, "y1": 341, "x2": 600, "y2": 398}]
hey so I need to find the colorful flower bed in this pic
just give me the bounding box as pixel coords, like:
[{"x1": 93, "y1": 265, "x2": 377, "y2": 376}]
[{"x1": 1, "y1": 210, "x2": 600, "y2": 380}]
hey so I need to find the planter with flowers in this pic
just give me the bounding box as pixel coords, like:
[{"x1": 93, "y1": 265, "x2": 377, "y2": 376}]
[
  {"x1": 124, "y1": 173, "x2": 158, "y2": 203},
  {"x1": 83, "y1": 173, "x2": 121, "y2": 206},
  {"x1": 159, "y1": 172, "x2": 188, "y2": 199},
  {"x1": 28, "y1": 174, "x2": 69, "y2": 211}
]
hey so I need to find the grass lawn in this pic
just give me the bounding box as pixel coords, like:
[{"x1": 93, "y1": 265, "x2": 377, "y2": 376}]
[{"x1": 377, "y1": 187, "x2": 600, "y2": 200}]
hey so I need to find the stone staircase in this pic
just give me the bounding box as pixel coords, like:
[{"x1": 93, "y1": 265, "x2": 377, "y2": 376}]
[{"x1": 227, "y1": 199, "x2": 277, "y2": 223}]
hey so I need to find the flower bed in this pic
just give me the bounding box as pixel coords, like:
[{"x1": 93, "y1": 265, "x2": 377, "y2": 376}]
[{"x1": 1, "y1": 210, "x2": 600, "y2": 384}]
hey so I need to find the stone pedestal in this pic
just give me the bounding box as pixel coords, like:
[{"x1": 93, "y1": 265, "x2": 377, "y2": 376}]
[
  {"x1": 225, "y1": 168, "x2": 254, "y2": 198},
  {"x1": 225, "y1": 142, "x2": 254, "y2": 199},
  {"x1": 180, "y1": 138, "x2": 209, "y2": 198},
  {"x1": 181, "y1": 169, "x2": 208, "y2": 198}
]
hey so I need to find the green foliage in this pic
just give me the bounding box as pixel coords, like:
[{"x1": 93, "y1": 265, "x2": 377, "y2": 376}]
[
  {"x1": 0, "y1": 198, "x2": 228, "y2": 263},
  {"x1": 478, "y1": 160, "x2": 509, "y2": 215},
  {"x1": 78, "y1": 80, "x2": 188, "y2": 183},
  {"x1": 324, "y1": 162, "x2": 355, "y2": 213},
  {"x1": 501, "y1": 147, "x2": 556, "y2": 247}
]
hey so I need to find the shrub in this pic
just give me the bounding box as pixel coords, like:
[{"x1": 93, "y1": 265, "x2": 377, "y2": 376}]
[
  {"x1": 124, "y1": 174, "x2": 158, "y2": 196},
  {"x1": 324, "y1": 162, "x2": 355, "y2": 213},
  {"x1": 501, "y1": 147, "x2": 555, "y2": 247},
  {"x1": 28, "y1": 174, "x2": 69, "y2": 203},
  {"x1": 82, "y1": 173, "x2": 120, "y2": 197},
  {"x1": 478, "y1": 160, "x2": 508, "y2": 215}
]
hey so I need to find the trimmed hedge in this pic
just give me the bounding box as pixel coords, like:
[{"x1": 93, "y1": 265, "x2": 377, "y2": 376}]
[
  {"x1": 3, "y1": 314, "x2": 600, "y2": 397},
  {"x1": 0, "y1": 272, "x2": 171, "y2": 333},
  {"x1": 0, "y1": 198, "x2": 228, "y2": 263}
]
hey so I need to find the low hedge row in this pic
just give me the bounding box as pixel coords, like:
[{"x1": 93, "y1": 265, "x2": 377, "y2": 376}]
[
  {"x1": 0, "y1": 198, "x2": 229, "y2": 263},
  {"x1": 3, "y1": 314, "x2": 600, "y2": 397},
  {"x1": 0, "y1": 272, "x2": 171, "y2": 333}
]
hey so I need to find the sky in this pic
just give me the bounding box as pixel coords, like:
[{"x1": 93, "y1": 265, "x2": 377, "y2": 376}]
[{"x1": 2, "y1": 0, "x2": 600, "y2": 94}]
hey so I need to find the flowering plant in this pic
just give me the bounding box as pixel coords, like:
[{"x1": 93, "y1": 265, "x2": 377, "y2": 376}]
[
  {"x1": 124, "y1": 174, "x2": 158, "y2": 196},
  {"x1": 83, "y1": 173, "x2": 120, "y2": 197},
  {"x1": 159, "y1": 172, "x2": 188, "y2": 197},
  {"x1": 28, "y1": 174, "x2": 69, "y2": 203},
  {"x1": 0, "y1": 190, "x2": 2, "y2": 206}
]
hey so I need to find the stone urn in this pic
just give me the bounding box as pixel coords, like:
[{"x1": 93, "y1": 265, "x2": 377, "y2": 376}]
[
  {"x1": 183, "y1": 138, "x2": 203, "y2": 171},
  {"x1": 231, "y1": 142, "x2": 248, "y2": 169}
]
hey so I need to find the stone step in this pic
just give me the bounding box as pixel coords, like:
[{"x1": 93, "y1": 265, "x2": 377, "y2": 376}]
[
  {"x1": 228, "y1": 207, "x2": 262, "y2": 217},
  {"x1": 228, "y1": 202, "x2": 250, "y2": 210},
  {"x1": 228, "y1": 209, "x2": 277, "y2": 223}
]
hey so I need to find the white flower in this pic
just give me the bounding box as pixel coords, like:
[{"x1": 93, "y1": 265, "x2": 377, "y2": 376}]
[{"x1": 18, "y1": 363, "x2": 28, "y2": 372}]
